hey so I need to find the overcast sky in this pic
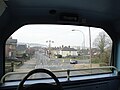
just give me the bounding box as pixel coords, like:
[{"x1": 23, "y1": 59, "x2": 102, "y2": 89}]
[{"x1": 11, "y1": 24, "x2": 109, "y2": 48}]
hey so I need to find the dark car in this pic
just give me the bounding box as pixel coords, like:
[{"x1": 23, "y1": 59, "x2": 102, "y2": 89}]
[{"x1": 70, "y1": 59, "x2": 78, "y2": 64}]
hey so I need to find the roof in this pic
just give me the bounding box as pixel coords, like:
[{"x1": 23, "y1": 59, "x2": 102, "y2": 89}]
[
  {"x1": 6, "y1": 39, "x2": 17, "y2": 45},
  {"x1": 61, "y1": 46, "x2": 77, "y2": 51},
  {"x1": 16, "y1": 45, "x2": 27, "y2": 51},
  {"x1": 51, "y1": 47, "x2": 61, "y2": 50}
]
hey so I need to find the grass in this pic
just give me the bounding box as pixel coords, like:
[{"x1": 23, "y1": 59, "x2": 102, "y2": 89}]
[{"x1": 61, "y1": 56, "x2": 88, "y2": 60}]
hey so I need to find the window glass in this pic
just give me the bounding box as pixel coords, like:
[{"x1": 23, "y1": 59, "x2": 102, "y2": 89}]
[{"x1": 5, "y1": 24, "x2": 112, "y2": 81}]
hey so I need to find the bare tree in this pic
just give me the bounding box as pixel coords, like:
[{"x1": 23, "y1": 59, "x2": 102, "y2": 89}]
[
  {"x1": 93, "y1": 32, "x2": 112, "y2": 65},
  {"x1": 93, "y1": 32, "x2": 112, "y2": 54}
]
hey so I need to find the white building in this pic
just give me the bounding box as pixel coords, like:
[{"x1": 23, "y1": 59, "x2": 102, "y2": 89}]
[{"x1": 60, "y1": 46, "x2": 78, "y2": 57}]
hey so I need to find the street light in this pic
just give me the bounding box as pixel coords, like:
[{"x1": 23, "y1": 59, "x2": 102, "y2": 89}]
[
  {"x1": 72, "y1": 29, "x2": 85, "y2": 60},
  {"x1": 46, "y1": 40, "x2": 54, "y2": 58}
]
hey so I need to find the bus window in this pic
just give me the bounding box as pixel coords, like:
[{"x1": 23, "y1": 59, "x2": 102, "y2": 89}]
[{"x1": 5, "y1": 24, "x2": 112, "y2": 81}]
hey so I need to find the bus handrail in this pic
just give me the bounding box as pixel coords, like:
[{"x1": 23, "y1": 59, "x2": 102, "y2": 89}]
[{"x1": 1, "y1": 66, "x2": 118, "y2": 83}]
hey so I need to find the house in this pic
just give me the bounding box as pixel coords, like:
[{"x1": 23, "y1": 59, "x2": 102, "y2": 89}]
[
  {"x1": 52, "y1": 47, "x2": 61, "y2": 55},
  {"x1": 50, "y1": 47, "x2": 61, "y2": 58},
  {"x1": 59, "y1": 46, "x2": 78, "y2": 57},
  {"x1": 5, "y1": 37, "x2": 17, "y2": 59},
  {"x1": 26, "y1": 47, "x2": 35, "y2": 58},
  {"x1": 16, "y1": 44, "x2": 27, "y2": 58}
]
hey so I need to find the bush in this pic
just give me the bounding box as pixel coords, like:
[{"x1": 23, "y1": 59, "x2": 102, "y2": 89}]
[
  {"x1": 92, "y1": 51, "x2": 110, "y2": 65},
  {"x1": 92, "y1": 57, "x2": 100, "y2": 63},
  {"x1": 57, "y1": 54, "x2": 62, "y2": 58}
]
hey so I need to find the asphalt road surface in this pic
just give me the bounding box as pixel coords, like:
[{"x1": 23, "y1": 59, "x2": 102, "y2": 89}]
[{"x1": 5, "y1": 51, "x2": 110, "y2": 81}]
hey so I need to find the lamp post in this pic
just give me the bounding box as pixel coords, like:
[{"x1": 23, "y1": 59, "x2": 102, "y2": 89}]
[
  {"x1": 72, "y1": 29, "x2": 85, "y2": 60},
  {"x1": 46, "y1": 40, "x2": 54, "y2": 58}
]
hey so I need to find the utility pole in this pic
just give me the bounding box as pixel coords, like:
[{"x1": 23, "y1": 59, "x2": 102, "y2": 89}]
[
  {"x1": 89, "y1": 27, "x2": 92, "y2": 68},
  {"x1": 46, "y1": 40, "x2": 54, "y2": 58}
]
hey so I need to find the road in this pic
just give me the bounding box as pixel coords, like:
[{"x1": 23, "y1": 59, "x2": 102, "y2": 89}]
[{"x1": 5, "y1": 51, "x2": 109, "y2": 81}]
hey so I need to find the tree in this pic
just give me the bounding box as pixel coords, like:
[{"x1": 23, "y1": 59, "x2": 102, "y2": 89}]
[
  {"x1": 93, "y1": 32, "x2": 112, "y2": 54},
  {"x1": 93, "y1": 32, "x2": 112, "y2": 65}
]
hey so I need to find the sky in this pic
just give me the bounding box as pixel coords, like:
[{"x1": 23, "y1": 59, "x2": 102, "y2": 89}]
[{"x1": 11, "y1": 24, "x2": 109, "y2": 48}]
